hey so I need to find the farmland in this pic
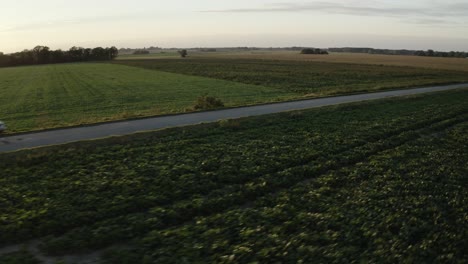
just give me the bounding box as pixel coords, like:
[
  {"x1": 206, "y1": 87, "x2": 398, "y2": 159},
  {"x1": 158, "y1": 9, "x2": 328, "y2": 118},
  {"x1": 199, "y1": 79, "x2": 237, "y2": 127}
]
[
  {"x1": 1, "y1": 55, "x2": 467, "y2": 133},
  {"x1": 192, "y1": 50, "x2": 468, "y2": 72},
  {"x1": 115, "y1": 58, "x2": 468, "y2": 94},
  {"x1": 0, "y1": 63, "x2": 291, "y2": 133},
  {"x1": 1, "y1": 89, "x2": 467, "y2": 263}
]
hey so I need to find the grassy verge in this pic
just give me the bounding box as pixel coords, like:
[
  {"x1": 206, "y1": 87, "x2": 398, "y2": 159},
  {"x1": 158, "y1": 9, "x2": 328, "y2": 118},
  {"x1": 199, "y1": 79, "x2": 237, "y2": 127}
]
[{"x1": 1, "y1": 89, "x2": 467, "y2": 263}]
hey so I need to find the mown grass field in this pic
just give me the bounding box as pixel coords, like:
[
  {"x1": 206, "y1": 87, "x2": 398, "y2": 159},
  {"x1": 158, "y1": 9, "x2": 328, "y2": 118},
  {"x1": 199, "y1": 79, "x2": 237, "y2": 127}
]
[
  {"x1": 116, "y1": 58, "x2": 468, "y2": 94},
  {"x1": 1, "y1": 89, "x2": 467, "y2": 263},
  {"x1": 0, "y1": 63, "x2": 292, "y2": 133}
]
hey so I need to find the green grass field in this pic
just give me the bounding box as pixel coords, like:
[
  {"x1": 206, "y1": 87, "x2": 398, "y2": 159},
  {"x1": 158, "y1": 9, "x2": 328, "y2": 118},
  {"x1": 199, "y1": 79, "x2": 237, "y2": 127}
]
[
  {"x1": 0, "y1": 63, "x2": 291, "y2": 133},
  {"x1": 1, "y1": 89, "x2": 467, "y2": 263},
  {"x1": 115, "y1": 58, "x2": 468, "y2": 94}
]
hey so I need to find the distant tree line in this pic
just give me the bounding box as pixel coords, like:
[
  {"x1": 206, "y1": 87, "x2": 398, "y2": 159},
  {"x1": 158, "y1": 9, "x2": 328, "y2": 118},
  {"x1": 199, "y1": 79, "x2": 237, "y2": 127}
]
[
  {"x1": 301, "y1": 48, "x2": 329, "y2": 55},
  {"x1": 0, "y1": 46, "x2": 119, "y2": 68},
  {"x1": 133, "y1": 50, "x2": 150, "y2": 55},
  {"x1": 285, "y1": 47, "x2": 308, "y2": 51},
  {"x1": 199, "y1": 48, "x2": 217, "y2": 52},
  {"x1": 120, "y1": 46, "x2": 160, "y2": 53},
  {"x1": 329, "y1": 47, "x2": 468, "y2": 58},
  {"x1": 413, "y1": 49, "x2": 468, "y2": 58}
]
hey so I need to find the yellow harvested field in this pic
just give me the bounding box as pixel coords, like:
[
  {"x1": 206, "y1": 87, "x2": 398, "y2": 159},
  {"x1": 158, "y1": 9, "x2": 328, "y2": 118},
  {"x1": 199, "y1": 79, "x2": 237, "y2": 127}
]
[{"x1": 194, "y1": 51, "x2": 468, "y2": 72}]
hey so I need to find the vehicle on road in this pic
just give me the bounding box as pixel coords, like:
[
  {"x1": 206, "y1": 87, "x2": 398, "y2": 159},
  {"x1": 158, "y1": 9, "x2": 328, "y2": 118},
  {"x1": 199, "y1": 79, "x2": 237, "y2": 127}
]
[{"x1": 0, "y1": 121, "x2": 6, "y2": 133}]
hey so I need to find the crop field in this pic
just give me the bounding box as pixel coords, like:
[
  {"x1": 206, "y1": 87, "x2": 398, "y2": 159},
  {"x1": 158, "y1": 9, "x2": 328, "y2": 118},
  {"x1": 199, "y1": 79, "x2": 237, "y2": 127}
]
[
  {"x1": 116, "y1": 58, "x2": 468, "y2": 95},
  {"x1": 0, "y1": 89, "x2": 467, "y2": 263},
  {"x1": 192, "y1": 51, "x2": 468, "y2": 72},
  {"x1": 0, "y1": 63, "x2": 291, "y2": 133}
]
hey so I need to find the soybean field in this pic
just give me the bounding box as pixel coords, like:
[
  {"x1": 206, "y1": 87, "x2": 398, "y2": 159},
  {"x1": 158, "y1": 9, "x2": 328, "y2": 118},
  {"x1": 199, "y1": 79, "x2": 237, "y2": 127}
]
[{"x1": 1, "y1": 89, "x2": 467, "y2": 263}]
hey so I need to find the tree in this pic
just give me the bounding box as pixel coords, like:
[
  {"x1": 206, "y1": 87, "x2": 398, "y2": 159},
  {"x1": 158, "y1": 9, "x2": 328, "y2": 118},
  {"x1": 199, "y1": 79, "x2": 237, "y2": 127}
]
[
  {"x1": 69, "y1": 46, "x2": 84, "y2": 61},
  {"x1": 300, "y1": 48, "x2": 328, "y2": 55},
  {"x1": 178, "y1": 49, "x2": 188, "y2": 58},
  {"x1": 17, "y1": 50, "x2": 35, "y2": 65},
  {"x1": 108, "y1": 46, "x2": 119, "y2": 60},
  {"x1": 91, "y1": 47, "x2": 106, "y2": 60},
  {"x1": 84, "y1": 48, "x2": 92, "y2": 61},
  {"x1": 33, "y1": 46, "x2": 50, "y2": 64},
  {"x1": 0, "y1": 52, "x2": 10, "y2": 67},
  {"x1": 415, "y1": 50, "x2": 426, "y2": 56},
  {"x1": 50, "y1": 49, "x2": 65, "y2": 63}
]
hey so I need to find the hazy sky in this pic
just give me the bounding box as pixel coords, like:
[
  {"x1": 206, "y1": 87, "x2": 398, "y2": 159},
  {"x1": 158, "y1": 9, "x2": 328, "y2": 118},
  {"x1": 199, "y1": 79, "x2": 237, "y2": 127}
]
[{"x1": 1, "y1": 0, "x2": 468, "y2": 53}]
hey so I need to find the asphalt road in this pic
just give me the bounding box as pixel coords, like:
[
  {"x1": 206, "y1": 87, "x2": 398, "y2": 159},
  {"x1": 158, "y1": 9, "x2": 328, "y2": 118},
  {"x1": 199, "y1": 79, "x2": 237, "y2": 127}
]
[{"x1": 1, "y1": 83, "x2": 467, "y2": 153}]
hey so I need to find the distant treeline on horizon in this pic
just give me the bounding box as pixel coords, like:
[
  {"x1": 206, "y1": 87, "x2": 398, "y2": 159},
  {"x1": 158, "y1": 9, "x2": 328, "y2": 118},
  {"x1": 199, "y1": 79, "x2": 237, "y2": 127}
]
[
  {"x1": 2, "y1": 45, "x2": 467, "y2": 68},
  {"x1": 120, "y1": 46, "x2": 468, "y2": 58},
  {"x1": 117, "y1": 46, "x2": 304, "y2": 53},
  {"x1": 329, "y1": 47, "x2": 468, "y2": 58},
  {"x1": 0, "y1": 46, "x2": 119, "y2": 68}
]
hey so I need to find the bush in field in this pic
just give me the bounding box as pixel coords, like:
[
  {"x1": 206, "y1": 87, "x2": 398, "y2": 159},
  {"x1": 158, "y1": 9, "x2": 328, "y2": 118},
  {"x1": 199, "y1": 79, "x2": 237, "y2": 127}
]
[
  {"x1": 301, "y1": 48, "x2": 328, "y2": 55},
  {"x1": 178, "y1": 49, "x2": 188, "y2": 58},
  {"x1": 193, "y1": 95, "x2": 224, "y2": 110}
]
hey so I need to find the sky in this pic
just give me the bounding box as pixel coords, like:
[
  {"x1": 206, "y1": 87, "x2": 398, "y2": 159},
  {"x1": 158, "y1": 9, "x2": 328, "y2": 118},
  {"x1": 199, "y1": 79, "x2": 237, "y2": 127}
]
[{"x1": 1, "y1": 0, "x2": 468, "y2": 53}]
